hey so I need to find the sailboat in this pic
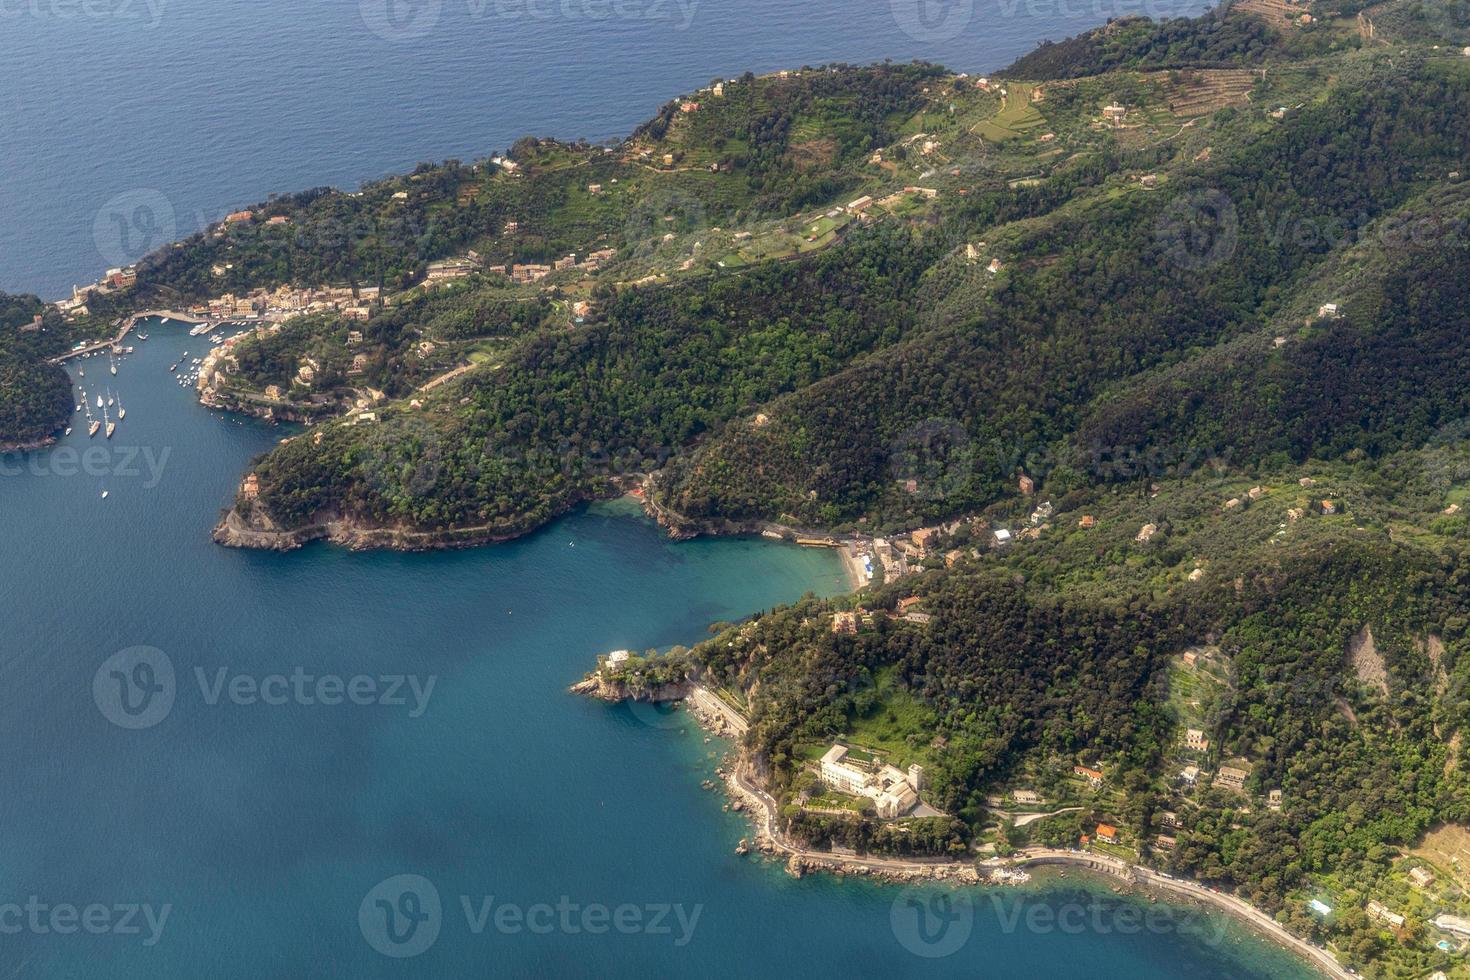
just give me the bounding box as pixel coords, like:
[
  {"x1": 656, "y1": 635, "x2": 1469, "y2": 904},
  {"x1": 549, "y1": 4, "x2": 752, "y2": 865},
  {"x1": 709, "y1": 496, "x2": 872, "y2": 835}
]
[
  {"x1": 109, "y1": 353, "x2": 117, "y2": 376},
  {"x1": 103, "y1": 402, "x2": 115, "y2": 439},
  {"x1": 85, "y1": 402, "x2": 99, "y2": 438},
  {"x1": 78, "y1": 368, "x2": 84, "y2": 377},
  {"x1": 116, "y1": 393, "x2": 125, "y2": 420},
  {"x1": 106, "y1": 390, "x2": 114, "y2": 408}
]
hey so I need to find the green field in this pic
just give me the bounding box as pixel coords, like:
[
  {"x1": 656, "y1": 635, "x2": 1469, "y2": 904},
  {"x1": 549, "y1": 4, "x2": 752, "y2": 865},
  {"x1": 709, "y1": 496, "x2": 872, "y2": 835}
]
[{"x1": 974, "y1": 83, "x2": 1047, "y2": 142}]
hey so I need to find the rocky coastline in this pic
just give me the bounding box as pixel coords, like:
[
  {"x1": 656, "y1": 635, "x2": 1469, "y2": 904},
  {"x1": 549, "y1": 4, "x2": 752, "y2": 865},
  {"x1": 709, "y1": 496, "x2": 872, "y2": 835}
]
[{"x1": 572, "y1": 671, "x2": 1352, "y2": 979}]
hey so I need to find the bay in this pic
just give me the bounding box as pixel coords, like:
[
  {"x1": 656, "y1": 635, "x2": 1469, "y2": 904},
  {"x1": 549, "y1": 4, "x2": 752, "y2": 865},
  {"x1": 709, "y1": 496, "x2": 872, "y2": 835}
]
[{"x1": 0, "y1": 323, "x2": 1316, "y2": 977}]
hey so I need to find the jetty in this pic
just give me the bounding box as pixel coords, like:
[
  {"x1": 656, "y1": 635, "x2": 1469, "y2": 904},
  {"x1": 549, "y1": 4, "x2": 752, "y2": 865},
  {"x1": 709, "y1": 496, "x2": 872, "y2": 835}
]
[{"x1": 51, "y1": 309, "x2": 208, "y2": 364}]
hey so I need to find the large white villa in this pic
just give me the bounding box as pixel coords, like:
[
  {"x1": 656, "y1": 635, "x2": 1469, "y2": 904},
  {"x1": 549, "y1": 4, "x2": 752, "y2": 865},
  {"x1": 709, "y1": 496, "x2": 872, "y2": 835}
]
[{"x1": 818, "y1": 743, "x2": 925, "y2": 818}]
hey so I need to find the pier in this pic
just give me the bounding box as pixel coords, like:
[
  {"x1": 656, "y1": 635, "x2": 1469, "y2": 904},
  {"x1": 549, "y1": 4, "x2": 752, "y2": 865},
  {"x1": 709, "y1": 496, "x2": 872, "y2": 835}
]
[{"x1": 50, "y1": 309, "x2": 209, "y2": 364}]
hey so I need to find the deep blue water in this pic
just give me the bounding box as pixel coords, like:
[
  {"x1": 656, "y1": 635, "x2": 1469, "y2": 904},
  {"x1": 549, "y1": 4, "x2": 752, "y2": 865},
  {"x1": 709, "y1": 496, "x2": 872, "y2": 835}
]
[
  {"x1": 1, "y1": 0, "x2": 1211, "y2": 299},
  {"x1": 0, "y1": 329, "x2": 1316, "y2": 978},
  {"x1": 0, "y1": 2, "x2": 1314, "y2": 976}
]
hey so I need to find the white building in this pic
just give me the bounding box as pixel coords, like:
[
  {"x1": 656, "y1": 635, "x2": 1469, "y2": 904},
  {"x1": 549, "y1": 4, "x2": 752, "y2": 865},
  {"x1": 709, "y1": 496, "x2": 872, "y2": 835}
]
[{"x1": 818, "y1": 744, "x2": 924, "y2": 818}]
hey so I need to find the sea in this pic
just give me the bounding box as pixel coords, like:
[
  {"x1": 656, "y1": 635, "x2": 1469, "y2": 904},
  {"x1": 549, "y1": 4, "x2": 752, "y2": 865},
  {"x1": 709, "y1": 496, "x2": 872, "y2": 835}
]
[
  {"x1": 0, "y1": 322, "x2": 1313, "y2": 978},
  {"x1": 0, "y1": 0, "x2": 1213, "y2": 301},
  {"x1": 0, "y1": 2, "x2": 1317, "y2": 977}
]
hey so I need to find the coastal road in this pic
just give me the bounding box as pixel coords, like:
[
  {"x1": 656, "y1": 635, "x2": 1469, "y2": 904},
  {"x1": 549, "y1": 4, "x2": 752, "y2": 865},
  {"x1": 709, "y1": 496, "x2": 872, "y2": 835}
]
[
  {"x1": 686, "y1": 683, "x2": 1352, "y2": 979},
  {"x1": 1007, "y1": 849, "x2": 1353, "y2": 980},
  {"x1": 719, "y1": 748, "x2": 1350, "y2": 978}
]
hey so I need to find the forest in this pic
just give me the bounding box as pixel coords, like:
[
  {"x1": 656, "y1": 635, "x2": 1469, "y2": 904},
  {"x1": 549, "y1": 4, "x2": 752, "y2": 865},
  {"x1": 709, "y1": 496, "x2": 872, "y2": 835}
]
[{"x1": 0, "y1": 292, "x2": 78, "y2": 449}]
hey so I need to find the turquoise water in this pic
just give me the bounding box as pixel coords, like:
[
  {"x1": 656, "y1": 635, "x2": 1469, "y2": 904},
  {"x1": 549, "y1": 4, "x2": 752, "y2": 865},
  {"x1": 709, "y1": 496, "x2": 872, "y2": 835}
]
[{"x1": 0, "y1": 320, "x2": 1317, "y2": 977}]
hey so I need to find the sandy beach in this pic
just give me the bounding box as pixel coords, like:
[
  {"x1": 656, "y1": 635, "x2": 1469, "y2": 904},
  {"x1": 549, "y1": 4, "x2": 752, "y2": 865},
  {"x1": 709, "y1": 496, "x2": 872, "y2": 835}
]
[{"x1": 835, "y1": 542, "x2": 869, "y2": 592}]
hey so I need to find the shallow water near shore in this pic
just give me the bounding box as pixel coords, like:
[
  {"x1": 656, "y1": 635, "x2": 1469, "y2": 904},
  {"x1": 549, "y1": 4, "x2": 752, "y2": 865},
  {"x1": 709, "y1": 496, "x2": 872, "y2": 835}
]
[{"x1": 0, "y1": 319, "x2": 1321, "y2": 977}]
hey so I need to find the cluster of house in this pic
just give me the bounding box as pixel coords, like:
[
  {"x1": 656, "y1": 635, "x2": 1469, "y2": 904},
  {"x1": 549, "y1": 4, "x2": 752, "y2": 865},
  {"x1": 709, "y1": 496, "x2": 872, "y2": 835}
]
[
  {"x1": 1176, "y1": 761, "x2": 1252, "y2": 792},
  {"x1": 53, "y1": 265, "x2": 140, "y2": 319},
  {"x1": 422, "y1": 247, "x2": 618, "y2": 288},
  {"x1": 989, "y1": 498, "x2": 1056, "y2": 550},
  {"x1": 192, "y1": 283, "x2": 379, "y2": 322},
  {"x1": 846, "y1": 524, "x2": 969, "y2": 585},
  {"x1": 817, "y1": 744, "x2": 925, "y2": 819},
  {"x1": 1221, "y1": 477, "x2": 1342, "y2": 519},
  {"x1": 829, "y1": 595, "x2": 932, "y2": 635}
]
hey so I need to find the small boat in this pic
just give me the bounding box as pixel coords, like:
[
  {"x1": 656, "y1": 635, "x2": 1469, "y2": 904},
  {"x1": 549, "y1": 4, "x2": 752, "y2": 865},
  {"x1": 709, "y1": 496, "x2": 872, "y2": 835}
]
[
  {"x1": 65, "y1": 427, "x2": 72, "y2": 436},
  {"x1": 78, "y1": 369, "x2": 84, "y2": 377},
  {"x1": 170, "y1": 364, "x2": 177, "y2": 372},
  {"x1": 96, "y1": 395, "x2": 103, "y2": 409},
  {"x1": 137, "y1": 333, "x2": 149, "y2": 341},
  {"x1": 101, "y1": 490, "x2": 109, "y2": 499}
]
